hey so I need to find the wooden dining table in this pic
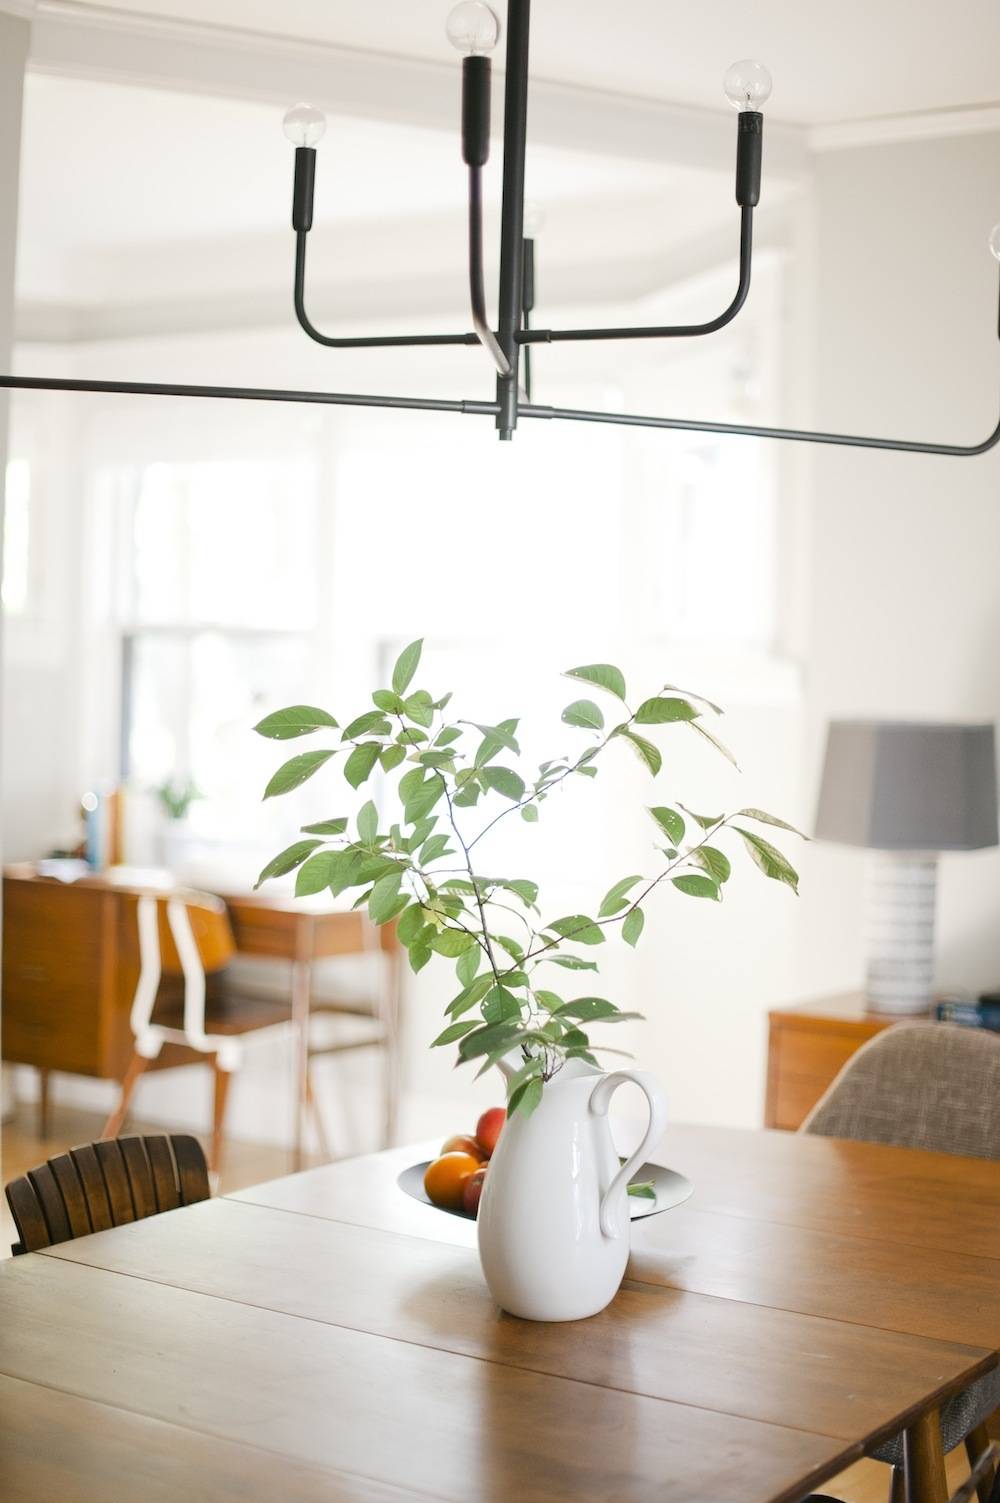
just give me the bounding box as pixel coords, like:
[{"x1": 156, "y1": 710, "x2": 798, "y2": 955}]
[{"x1": 1, "y1": 1123, "x2": 998, "y2": 1503}]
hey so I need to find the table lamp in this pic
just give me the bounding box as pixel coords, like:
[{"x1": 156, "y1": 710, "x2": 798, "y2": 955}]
[{"x1": 814, "y1": 720, "x2": 998, "y2": 1014}]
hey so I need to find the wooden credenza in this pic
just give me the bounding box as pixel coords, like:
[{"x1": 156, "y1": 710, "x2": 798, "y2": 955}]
[{"x1": 764, "y1": 992, "x2": 935, "y2": 1130}]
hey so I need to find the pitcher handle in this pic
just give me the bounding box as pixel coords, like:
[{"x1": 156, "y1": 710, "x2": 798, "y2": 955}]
[{"x1": 589, "y1": 1070, "x2": 669, "y2": 1239}]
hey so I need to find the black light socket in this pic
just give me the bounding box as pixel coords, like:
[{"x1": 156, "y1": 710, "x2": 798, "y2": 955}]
[
  {"x1": 462, "y1": 55, "x2": 492, "y2": 168},
  {"x1": 292, "y1": 146, "x2": 317, "y2": 232},
  {"x1": 521, "y1": 237, "x2": 535, "y2": 314},
  {"x1": 735, "y1": 111, "x2": 763, "y2": 208}
]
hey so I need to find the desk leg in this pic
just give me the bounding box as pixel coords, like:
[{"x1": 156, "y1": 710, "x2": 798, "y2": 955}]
[
  {"x1": 290, "y1": 948, "x2": 312, "y2": 1173},
  {"x1": 903, "y1": 1409, "x2": 947, "y2": 1503}
]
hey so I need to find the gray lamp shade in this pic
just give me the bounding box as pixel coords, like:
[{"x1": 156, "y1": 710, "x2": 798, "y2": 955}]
[{"x1": 814, "y1": 720, "x2": 998, "y2": 852}]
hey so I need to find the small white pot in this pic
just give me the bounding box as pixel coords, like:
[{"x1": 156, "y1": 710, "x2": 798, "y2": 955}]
[{"x1": 476, "y1": 1060, "x2": 668, "y2": 1321}]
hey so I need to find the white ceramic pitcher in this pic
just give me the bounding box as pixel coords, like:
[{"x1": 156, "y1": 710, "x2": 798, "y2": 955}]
[{"x1": 476, "y1": 1058, "x2": 668, "y2": 1321}]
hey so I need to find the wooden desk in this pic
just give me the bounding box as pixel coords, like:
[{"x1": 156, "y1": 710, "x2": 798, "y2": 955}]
[
  {"x1": 765, "y1": 992, "x2": 931, "y2": 1129},
  {"x1": 2, "y1": 866, "x2": 399, "y2": 1168},
  {"x1": 1, "y1": 1126, "x2": 997, "y2": 1503}
]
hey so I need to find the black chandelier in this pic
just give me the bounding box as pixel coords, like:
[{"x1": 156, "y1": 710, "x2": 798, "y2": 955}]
[{"x1": 3, "y1": 0, "x2": 1000, "y2": 458}]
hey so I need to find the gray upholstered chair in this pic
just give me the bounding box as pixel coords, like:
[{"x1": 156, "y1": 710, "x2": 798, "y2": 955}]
[{"x1": 802, "y1": 1023, "x2": 1000, "y2": 1501}]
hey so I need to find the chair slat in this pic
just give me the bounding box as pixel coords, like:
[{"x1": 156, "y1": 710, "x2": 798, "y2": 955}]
[
  {"x1": 145, "y1": 1135, "x2": 180, "y2": 1211},
  {"x1": 68, "y1": 1145, "x2": 113, "y2": 1233},
  {"x1": 5, "y1": 1177, "x2": 51, "y2": 1254},
  {"x1": 26, "y1": 1164, "x2": 72, "y2": 1246},
  {"x1": 94, "y1": 1140, "x2": 137, "y2": 1227},
  {"x1": 119, "y1": 1136, "x2": 157, "y2": 1220},
  {"x1": 47, "y1": 1154, "x2": 93, "y2": 1240},
  {"x1": 170, "y1": 1135, "x2": 210, "y2": 1207}
]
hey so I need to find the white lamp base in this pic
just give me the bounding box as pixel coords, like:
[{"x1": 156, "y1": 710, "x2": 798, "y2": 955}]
[{"x1": 864, "y1": 852, "x2": 937, "y2": 1015}]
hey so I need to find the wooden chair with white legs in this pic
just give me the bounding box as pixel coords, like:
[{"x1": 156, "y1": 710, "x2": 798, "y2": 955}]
[{"x1": 101, "y1": 890, "x2": 328, "y2": 1172}]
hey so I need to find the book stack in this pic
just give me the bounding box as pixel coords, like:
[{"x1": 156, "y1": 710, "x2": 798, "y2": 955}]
[{"x1": 935, "y1": 995, "x2": 1000, "y2": 1031}]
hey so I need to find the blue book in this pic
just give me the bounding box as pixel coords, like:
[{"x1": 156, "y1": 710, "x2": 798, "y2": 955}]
[{"x1": 935, "y1": 1000, "x2": 1000, "y2": 1031}]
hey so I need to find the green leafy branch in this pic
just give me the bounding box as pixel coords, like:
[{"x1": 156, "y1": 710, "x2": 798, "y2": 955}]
[{"x1": 254, "y1": 641, "x2": 806, "y2": 1118}]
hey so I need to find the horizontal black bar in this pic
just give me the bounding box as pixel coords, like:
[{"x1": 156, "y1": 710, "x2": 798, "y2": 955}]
[
  {"x1": 519, "y1": 401, "x2": 1000, "y2": 457},
  {"x1": 0, "y1": 373, "x2": 499, "y2": 416},
  {"x1": 0, "y1": 372, "x2": 997, "y2": 456},
  {"x1": 294, "y1": 230, "x2": 480, "y2": 350},
  {"x1": 518, "y1": 205, "x2": 753, "y2": 345}
]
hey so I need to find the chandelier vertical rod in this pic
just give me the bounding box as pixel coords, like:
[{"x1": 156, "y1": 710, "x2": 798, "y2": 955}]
[{"x1": 494, "y1": 0, "x2": 531, "y2": 439}]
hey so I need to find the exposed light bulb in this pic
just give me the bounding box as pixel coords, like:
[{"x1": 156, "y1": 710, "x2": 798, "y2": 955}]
[
  {"x1": 446, "y1": 1, "x2": 500, "y2": 56},
  {"x1": 283, "y1": 103, "x2": 327, "y2": 148},
  {"x1": 989, "y1": 224, "x2": 1000, "y2": 262},
  {"x1": 723, "y1": 59, "x2": 772, "y2": 112}
]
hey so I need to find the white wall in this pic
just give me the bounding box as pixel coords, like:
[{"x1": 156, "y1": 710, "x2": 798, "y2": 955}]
[{"x1": 794, "y1": 132, "x2": 1000, "y2": 1001}]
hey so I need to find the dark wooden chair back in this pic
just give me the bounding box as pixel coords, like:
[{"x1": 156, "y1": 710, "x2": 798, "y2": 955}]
[{"x1": 5, "y1": 1133, "x2": 210, "y2": 1255}]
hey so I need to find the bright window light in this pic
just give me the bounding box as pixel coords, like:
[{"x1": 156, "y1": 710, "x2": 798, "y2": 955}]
[{"x1": 2, "y1": 459, "x2": 31, "y2": 614}]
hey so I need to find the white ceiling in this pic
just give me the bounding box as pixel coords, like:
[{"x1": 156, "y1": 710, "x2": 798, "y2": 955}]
[{"x1": 48, "y1": 0, "x2": 1000, "y2": 127}]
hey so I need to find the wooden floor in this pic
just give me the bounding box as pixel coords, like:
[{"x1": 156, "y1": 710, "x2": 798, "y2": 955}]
[{"x1": 0, "y1": 1103, "x2": 984, "y2": 1503}]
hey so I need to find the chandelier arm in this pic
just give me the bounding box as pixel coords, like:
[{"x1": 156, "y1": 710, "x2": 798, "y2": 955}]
[
  {"x1": 518, "y1": 398, "x2": 1000, "y2": 457},
  {"x1": 468, "y1": 166, "x2": 512, "y2": 376},
  {"x1": 0, "y1": 373, "x2": 499, "y2": 416},
  {"x1": 292, "y1": 231, "x2": 479, "y2": 352},
  {"x1": 517, "y1": 204, "x2": 754, "y2": 346}
]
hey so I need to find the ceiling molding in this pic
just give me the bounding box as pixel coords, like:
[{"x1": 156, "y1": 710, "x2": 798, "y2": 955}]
[
  {"x1": 0, "y1": 1, "x2": 36, "y2": 17},
  {"x1": 809, "y1": 104, "x2": 1000, "y2": 152},
  {"x1": 28, "y1": 0, "x2": 808, "y2": 178}
]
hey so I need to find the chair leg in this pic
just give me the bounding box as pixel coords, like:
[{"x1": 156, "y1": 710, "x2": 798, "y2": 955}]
[
  {"x1": 211, "y1": 1061, "x2": 232, "y2": 1177},
  {"x1": 305, "y1": 1065, "x2": 333, "y2": 1163},
  {"x1": 382, "y1": 953, "x2": 402, "y2": 1149},
  {"x1": 965, "y1": 1425, "x2": 995, "y2": 1503},
  {"x1": 37, "y1": 1068, "x2": 51, "y2": 1139},
  {"x1": 890, "y1": 1464, "x2": 906, "y2": 1503},
  {"x1": 102, "y1": 1052, "x2": 149, "y2": 1139},
  {"x1": 903, "y1": 1409, "x2": 948, "y2": 1503}
]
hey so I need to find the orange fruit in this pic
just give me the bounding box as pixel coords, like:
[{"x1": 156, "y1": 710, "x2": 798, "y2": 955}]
[
  {"x1": 424, "y1": 1151, "x2": 482, "y2": 1211},
  {"x1": 440, "y1": 1133, "x2": 486, "y2": 1161}
]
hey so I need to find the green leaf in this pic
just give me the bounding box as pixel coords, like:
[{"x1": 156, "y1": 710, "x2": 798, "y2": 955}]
[
  {"x1": 453, "y1": 783, "x2": 480, "y2": 808},
  {"x1": 396, "y1": 903, "x2": 428, "y2": 946},
  {"x1": 561, "y1": 699, "x2": 604, "y2": 732},
  {"x1": 457, "y1": 1019, "x2": 523, "y2": 1062},
  {"x1": 500, "y1": 878, "x2": 539, "y2": 908},
  {"x1": 445, "y1": 973, "x2": 494, "y2": 1017},
  {"x1": 616, "y1": 729, "x2": 662, "y2": 777},
  {"x1": 406, "y1": 815, "x2": 437, "y2": 852},
  {"x1": 554, "y1": 997, "x2": 618, "y2": 1021},
  {"x1": 356, "y1": 799, "x2": 379, "y2": 846},
  {"x1": 254, "y1": 705, "x2": 338, "y2": 740},
  {"x1": 735, "y1": 827, "x2": 800, "y2": 895},
  {"x1": 417, "y1": 751, "x2": 454, "y2": 771},
  {"x1": 737, "y1": 808, "x2": 809, "y2": 839},
  {"x1": 481, "y1": 766, "x2": 526, "y2": 801},
  {"x1": 690, "y1": 720, "x2": 739, "y2": 768},
  {"x1": 648, "y1": 806, "x2": 685, "y2": 844},
  {"x1": 543, "y1": 954, "x2": 599, "y2": 972},
  {"x1": 627, "y1": 1181, "x2": 656, "y2": 1201},
  {"x1": 564, "y1": 663, "x2": 627, "y2": 702},
  {"x1": 435, "y1": 726, "x2": 463, "y2": 747},
  {"x1": 342, "y1": 711, "x2": 392, "y2": 740},
  {"x1": 598, "y1": 874, "x2": 644, "y2": 918},
  {"x1": 470, "y1": 719, "x2": 521, "y2": 767},
  {"x1": 456, "y1": 946, "x2": 481, "y2": 988},
  {"x1": 404, "y1": 777, "x2": 446, "y2": 823},
  {"x1": 622, "y1": 907, "x2": 645, "y2": 947},
  {"x1": 548, "y1": 915, "x2": 605, "y2": 946},
  {"x1": 368, "y1": 872, "x2": 405, "y2": 925},
  {"x1": 300, "y1": 817, "x2": 348, "y2": 836},
  {"x1": 521, "y1": 804, "x2": 539, "y2": 823},
  {"x1": 264, "y1": 749, "x2": 336, "y2": 799},
  {"x1": 679, "y1": 804, "x2": 724, "y2": 831},
  {"x1": 430, "y1": 927, "x2": 477, "y2": 957},
  {"x1": 372, "y1": 689, "x2": 404, "y2": 713},
  {"x1": 391, "y1": 638, "x2": 423, "y2": 696},
  {"x1": 534, "y1": 989, "x2": 564, "y2": 1012},
  {"x1": 403, "y1": 691, "x2": 434, "y2": 728},
  {"x1": 691, "y1": 845, "x2": 731, "y2": 884},
  {"x1": 672, "y1": 873, "x2": 721, "y2": 901},
  {"x1": 508, "y1": 1074, "x2": 544, "y2": 1117},
  {"x1": 409, "y1": 942, "x2": 432, "y2": 974},
  {"x1": 254, "y1": 839, "x2": 322, "y2": 889},
  {"x1": 482, "y1": 986, "x2": 523, "y2": 1025},
  {"x1": 431, "y1": 1020, "x2": 480, "y2": 1047},
  {"x1": 380, "y1": 744, "x2": 406, "y2": 773},
  {"x1": 295, "y1": 850, "x2": 342, "y2": 896},
  {"x1": 504, "y1": 1056, "x2": 544, "y2": 1104},
  {"x1": 634, "y1": 696, "x2": 700, "y2": 725},
  {"x1": 418, "y1": 833, "x2": 450, "y2": 865},
  {"x1": 344, "y1": 742, "x2": 380, "y2": 790},
  {"x1": 662, "y1": 682, "x2": 724, "y2": 716}
]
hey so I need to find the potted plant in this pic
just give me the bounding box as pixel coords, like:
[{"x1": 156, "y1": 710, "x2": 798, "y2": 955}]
[
  {"x1": 156, "y1": 776, "x2": 202, "y2": 871},
  {"x1": 255, "y1": 640, "x2": 803, "y2": 1320}
]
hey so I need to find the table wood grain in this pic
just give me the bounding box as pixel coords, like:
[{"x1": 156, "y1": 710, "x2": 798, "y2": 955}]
[{"x1": 2, "y1": 1125, "x2": 998, "y2": 1503}]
